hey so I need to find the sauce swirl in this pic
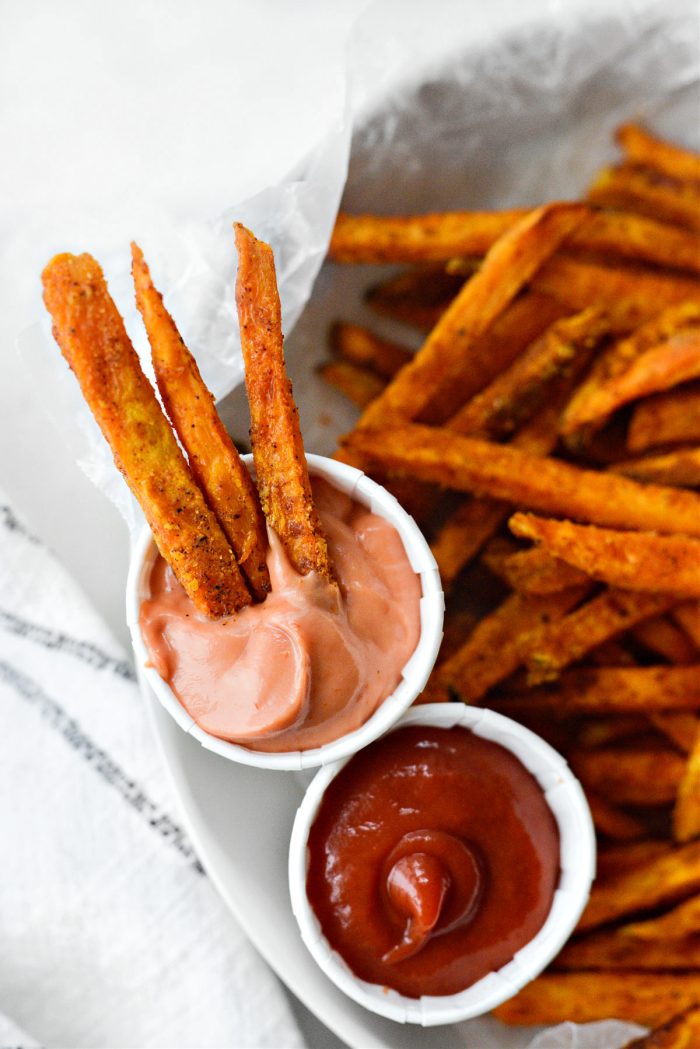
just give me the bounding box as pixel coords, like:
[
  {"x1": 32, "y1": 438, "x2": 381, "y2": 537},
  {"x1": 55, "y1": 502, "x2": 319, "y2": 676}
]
[{"x1": 306, "y1": 725, "x2": 559, "y2": 997}]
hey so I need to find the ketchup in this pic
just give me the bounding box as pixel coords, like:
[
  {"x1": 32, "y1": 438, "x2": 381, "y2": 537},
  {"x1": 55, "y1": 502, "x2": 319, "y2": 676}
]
[{"x1": 306, "y1": 725, "x2": 559, "y2": 998}]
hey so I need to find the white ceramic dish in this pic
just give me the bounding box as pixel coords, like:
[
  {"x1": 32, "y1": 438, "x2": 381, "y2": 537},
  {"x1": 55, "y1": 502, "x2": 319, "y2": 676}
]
[
  {"x1": 127, "y1": 453, "x2": 443, "y2": 772},
  {"x1": 289, "y1": 703, "x2": 595, "y2": 1026}
]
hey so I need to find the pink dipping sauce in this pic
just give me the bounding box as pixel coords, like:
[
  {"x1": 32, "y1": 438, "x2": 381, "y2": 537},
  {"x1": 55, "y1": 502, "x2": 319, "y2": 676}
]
[{"x1": 139, "y1": 477, "x2": 422, "y2": 752}]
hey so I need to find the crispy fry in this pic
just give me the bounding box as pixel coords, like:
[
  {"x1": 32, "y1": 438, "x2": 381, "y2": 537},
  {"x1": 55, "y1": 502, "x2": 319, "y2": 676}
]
[
  {"x1": 589, "y1": 164, "x2": 700, "y2": 233},
  {"x1": 617, "y1": 123, "x2": 700, "y2": 184},
  {"x1": 353, "y1": 204, "x2": 588, "y2": 429},
  {"x1": 569, "y1": 747, "x2": 685, "y2": 806},
  {"x1": 612, "y1": 447, "x2": 700, "y2": 488},
  {"x1": 578, "y1": 839, "x2": 700, "y2": 931},
  {"x1": 585, "y1": 790, "x2": 647, "y2": 841},
  {"x1": 484, "y1": 544, "x2": 590, "y2": 594},
  {"x1": 330, "y1": 208, "x2": 700, "y2": 275},
  {"x1": 649, "y1": 713, "x2": 700, "y2": 754},
  {"x1": 597, "y1": 840, "x2": 672, "y2": 879},
  {"x1": 554, "y1": 930, "x2": 700, "y2": 970},
  {"x1": 318, "y1": 360, "x2": 385, "y2": 407},
  {"x1": 329, "y1": 322, "x2": 411, "y2": 378},
  {"x1": 132, "y1": 243, "x2": 269, "y2": 601},
  {"x1": 623, "y1": 1004, "x2": 700, "y2": 1049},
  {"x1": 235, "y1": 224, "x2": 332, "y2": 580},
  {"x1": 42, "y1": 252, "x2": 248, "y2": 618},
  {"x1": 428, "y1": 587, "x2": 589, "y2": 703},
  {"x1": 344, "y1": 425, "x2": 700, "y2": 538},
  {"x1": 628, "y1": 384, "x2": 700, "y2": 453},
  {"x1": 495, "y1": 666, "x2": 700, "y2": 716},
  {"x1": 576, "y1": 716, "x2": 648, "y2": 749},
  {"x1": 673, "y1": 732, "x2": 700, "y2": 842},
  {"x1": 622, "y1": 894, "x2": 700, "y2": 941},
  {"x1": 632, "y1": 617, "x2": 699, "y2": 665},
  {"x1": 517, "y1": 589, "x2": 676, "y2": 684},
  {"x1": 509, "y1": 513, "x2": 700, "y2": 598},
  {"x1": 673, "y1": 602, "x2": 700, "y2": 650},
  {"x1": 430, "y1": 496, "x2": 510, "y2": 587},
  {"x1": 448, "y1": 308, "x2": 608, "y2": 438},
  {"x1": 493, "y1": 972, "x2": 700, "y2": 1028},
  {"x1": 589, "y1": 640, "x2": 637, "y2": 667},
  {"x1": 561, "y1": 303, "x2": 700, "y2": 435}
]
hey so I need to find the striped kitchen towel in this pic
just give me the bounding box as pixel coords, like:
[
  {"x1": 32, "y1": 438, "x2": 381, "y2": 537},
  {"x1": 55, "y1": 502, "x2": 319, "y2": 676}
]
[{"x1": 0, "y1": 494, "x2": 304, "y2": 1049}]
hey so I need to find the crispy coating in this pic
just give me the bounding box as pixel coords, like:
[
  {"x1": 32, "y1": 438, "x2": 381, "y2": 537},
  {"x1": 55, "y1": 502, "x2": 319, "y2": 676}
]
[
  {"x1": 329, "y1": 322, "x2": 411, "y2": 378},
  {"x1": 569, "y1": 747, "x2": 685, "y2": 806},
  {"x1": 42, "y1": 252, "x2": 248, "y2": 618},
  {"x1": 585, "y1": 791, "x2": 647, "y2": 841},
  {"x1": 612, "y1": 447, "x2": 700, "y2": 488},
  {"x1": 628, "y1": 384, "x2": 700, "y2": 453},
  {"x1": 674, "y1": 732, "x2": 700, "y2": 843},
  {"x1": 484, "y1": 544, "x2": 589, "y2": 595},
  {"x1": 589, "y1": 164, "x2": 700, "y2": 233},
  {"x1": 317, "y1": 360, "x2": 385, "y2": 408},
  {"x1": 622, "y1": 895, "x2": 700, "y2": 941},
  {"x1": 510, "y1": 513, "x2": 700, "y2": 598},
  {"x1": 617, "y1": 123, "x2": 700, "y2": 183},
  {"x1": 234, "y1": 224, "x2": 332, "y2": 580},
  {"x1": 555, "y1": 931, "x2": 700, "y2": 970},
  {"x1": 131, "y1": 243, "x2": 270, "y2": 601},
  {"x1": 623, "y1": 1005, "x2": 700, "y2": 1049}
]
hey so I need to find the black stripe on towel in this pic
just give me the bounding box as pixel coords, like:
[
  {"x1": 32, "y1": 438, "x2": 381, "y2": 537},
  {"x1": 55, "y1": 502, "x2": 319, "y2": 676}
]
[
  {"x1": 0, "y1": 659, "x2": 205, "y2": 875},
  {"x1": 0, "y1": 504, "x2": 41, "y2": 546},
  {"x1": 0, "y1": 609, "x2": 136, "y2": 681}
]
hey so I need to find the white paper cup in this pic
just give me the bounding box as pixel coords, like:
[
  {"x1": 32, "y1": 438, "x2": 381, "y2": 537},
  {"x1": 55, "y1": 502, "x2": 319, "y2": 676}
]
[
  {"x1": 289, "y1": 702, "x2": 596, "y2": 1025},
  {"x1": 126, "y1": 453, "x2": 444, "y2": 771}
]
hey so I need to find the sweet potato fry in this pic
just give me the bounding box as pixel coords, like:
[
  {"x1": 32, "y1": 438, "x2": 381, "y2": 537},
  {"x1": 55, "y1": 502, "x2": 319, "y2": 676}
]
[
  {"x1": 492, "y1": 972, "x2": 700, "y2": 1028},
  {"x1": 597, "y1": 840, "x2": 672, "y2": 879},
  {"x1": 561, "y1": 303, "x2": 700, "y2": 436},
  {"x1": 649, "y1": 713, "x2": 700, "y2": 754},
  {"x1": 621, "y1": 893, "x2": 700, "y2": 941},
  {"x1": 318, "y1": 360, "x2": 385, "y2": 407},
  {"x1": 628, "y1": 385, "x2": 700, "y2": 453},
  {"x1": 483, "y1": 544, "x2": 590, "y2": 595},
  {"x1": 132, "y1": 244, "x2": 269, "y2": 601},
  {"x1": 623, "y1": 1004, "x2": 700, "y2": 1049},
  {"x1": 430, "y1": 496, "x2": 510, "y2": 586},
  {"x1": 570, "y1": 747, "x2": 685, "y2": 806},
  {"x1": 532, "y1": 256, "x2": 700, "y2": 330},
  {"x1": 42, "y1": 252, "x2": 248, "y2": 618},
  {"x1": 329, "y1": 322, "x2": 411, "y2": 378},
  {"x1": 235, "y1": 224, "x2": 332, "y2": 580},
  {"x1": 517, "y1": 589, "x2": 677, "y2": 684},
  {"x1": 589, "y1": 164, "x2": 700, "y2": 233},
  {"x1": 354, "y1": 204, "x2": 588, "y2": 429},
  {"x1": 344, "y1": 425, "x2": 700, "y2": 538},
  {"x1": 576, "y1": 716, "x2": 647, "y2": 749},
  {"x1": 448, "y1": 308, "x2": 609, "y2": 439},
  {"x1": 495, "y1": 666, "x2": 700, "y2": 716},
  {"x1": 428, "y1": 587, "x2": 589, "y2": 703},
  {"x1": 554, "y1": 930, "x2": 700, "y2": 970},
  {"x1": 672, "y1": 602, "x2": 700, "y2": 649},
  {"x1": 612, "y1": 447, "x2": 700, "y2": 488},
  {"x1": 617, "y1": 123, "x2": 700, "y2": 184},
  {"x1": 509, "y1": 513, "x2": 700, "y2": 598},
  {"x1": 578, "y1": 839, "x2": 700, "y2": 931},
  {"x1": 330, "y1": 208, "x2": 700, "y2": 275},
  {"x1": 585, "y1": 790, "x2": 647, "y2": 841},
  {"x1": 631, "y1": 617, "x2": 699, "y2": 665},
  {"x1": 673, "y1": 732, "x2": 700, "y2": 842}
]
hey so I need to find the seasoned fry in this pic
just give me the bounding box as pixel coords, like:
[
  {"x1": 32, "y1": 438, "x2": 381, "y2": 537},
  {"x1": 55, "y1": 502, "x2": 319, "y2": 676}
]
[
  {"x1": 330, "y1": 208, "x2": 700, "y2": 275},
  {"x1": 569, "y1": 747, "x2": 685, "y2": 806},
  {"x1": 612, "y1": 447, "x2": 700, "y2": 488},
  {"x1": 509, "y1": 513, "x2": 700, "y2": 598},
  {"x1": 484, "y1": 544, "x2": 590, "y2": 594},
  {"x1": 554, "y1": 930, "x2": 700, "y2": 969},
  {"x1": 597, "y1": 840, "x2": 671, "y2": 879},
  {"x1": 632, "y1": 617, "x2": 699, "y2": 665},
  {"x1": 621, "y1": 893, "x2": 700, "y2": 941},
  {"x1": 628, "y1": 384, "x2": 700, "y2": 453},
  {"x1": 42, "y1": 252, "x2": 248, "y2": 618},
  {"x1": 649, "y1": 713, "x2": 700, "y2": 754},
  {"x1": 493, "y1": 972, "x2": 700, "y2": 1027},
  {"x1": 235, "y1": 224, "x2": 332, "y2": 580},
  {"x1": 329, "y1": 322, "x2": 411, "y2": 378},
  {"x1": 673, "y1": 602, "x2": 700, "y2": 650},
  {"x1": 430, "y1": 496, "x2": 510, "y2": 586},
  {"x1": 428, "y1": 587, "x2": 589, "y2": 703},
  {"x1": 318, "y1": 360, "x2": 385, "y2": 407},
  {"x1": 578, "y1": 839, "x2": 700, "y2": 931},
  {"x1": 623, "y1": 1004, "x2": 700, "y2": 1049},
  {"x1": 344, "y1": 424, "x2": 700, "y2": 538},
  {"x1": 353, "y1": 204, "x2": 588, "y2": 429},
  {"x1": 617, "y1": 123, "x2": 700, "y2": 184},
  {"x1": 673, "y1": 732, "x2": 700, "y2": 842},
  {"x1": 585, "y1": 790, "x2": 647, "y2": 841},
  {"x1": 588, "y1": 164, "x2": 700, "y2": 233},
  {"x1": 132, "y1": 243, "x2": 269, "y2": 601},
  {"x1": 561, "y1": 303, "x2": 700, "y2": 435},
  {"x1": 576, "y1": 716, "x2": 647, "y2": 749},
  {"x1": 448, "y1": 308, "x2": 608, "y2": 438},
  {"x1": 517, "y1": 589, "x2": 677, "y2": 684},
  {"x1": 495, "y1": 666, "x2": 700, "y2": 716}
]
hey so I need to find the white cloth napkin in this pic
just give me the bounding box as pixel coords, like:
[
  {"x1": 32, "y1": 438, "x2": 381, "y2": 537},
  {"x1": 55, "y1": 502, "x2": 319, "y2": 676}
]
[{"x1": 0, "y1": 492, "x2": 305, "y2": 1049}]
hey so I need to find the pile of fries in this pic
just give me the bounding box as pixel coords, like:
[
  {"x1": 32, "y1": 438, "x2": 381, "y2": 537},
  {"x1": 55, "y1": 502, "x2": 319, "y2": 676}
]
[
  {"x1": 323, "y1": 123, "x2": 700, "y2": 1041},
  {"x1": 42, "y1": 225, "x2": 331, "y2": 620}
]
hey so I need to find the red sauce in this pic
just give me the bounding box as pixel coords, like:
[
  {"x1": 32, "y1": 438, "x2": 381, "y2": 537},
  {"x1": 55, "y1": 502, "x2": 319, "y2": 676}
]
[{"x1": 306, "y1": 725, "x2": 560, "y2": 998}]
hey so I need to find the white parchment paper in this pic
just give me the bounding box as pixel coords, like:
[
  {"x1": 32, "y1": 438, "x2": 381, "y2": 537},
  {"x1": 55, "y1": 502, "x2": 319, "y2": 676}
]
[{"x1": 24, "y1": 0, "x2": 700, "y2": 1045}]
